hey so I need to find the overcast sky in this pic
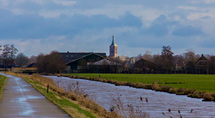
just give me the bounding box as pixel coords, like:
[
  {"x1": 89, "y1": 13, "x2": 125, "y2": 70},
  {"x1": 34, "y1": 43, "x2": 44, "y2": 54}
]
[{"x1": 0, "y1": 0, "x2": 215, "y2": 57}]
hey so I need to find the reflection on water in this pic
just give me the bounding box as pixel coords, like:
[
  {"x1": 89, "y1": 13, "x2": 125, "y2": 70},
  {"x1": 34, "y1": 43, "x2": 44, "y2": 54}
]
[{"x1": 46, "y1": 76, "x2": 215, "y2": 118}]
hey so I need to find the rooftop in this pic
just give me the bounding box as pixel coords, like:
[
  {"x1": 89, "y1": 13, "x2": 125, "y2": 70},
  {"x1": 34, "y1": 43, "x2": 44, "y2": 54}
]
[{"x1": 60, "y1": 52, "x2": 106, "y2": 63}]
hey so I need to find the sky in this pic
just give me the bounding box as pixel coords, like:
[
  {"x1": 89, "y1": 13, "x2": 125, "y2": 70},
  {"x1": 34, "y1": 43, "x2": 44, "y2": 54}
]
[{"x1": 0, "y1": 0, "x2": 215, "y2": 57}]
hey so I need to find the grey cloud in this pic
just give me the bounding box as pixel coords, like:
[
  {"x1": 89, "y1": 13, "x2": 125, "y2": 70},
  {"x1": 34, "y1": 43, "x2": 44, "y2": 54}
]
[
  {"x1": 172, "y1": 25, "x2": 203, "y2": 37},
  {"x1": 0, "y1": 9, "x2": 142, "y2": 39},
  {"x1": 142, "y1": 15, "x2": 170, "y2": 36}
]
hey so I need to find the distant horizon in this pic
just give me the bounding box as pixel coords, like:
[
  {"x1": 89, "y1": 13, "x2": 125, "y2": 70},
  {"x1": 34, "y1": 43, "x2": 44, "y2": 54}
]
[{"x1": 20, "y1": 49, "x2": 212, "y2": 58}]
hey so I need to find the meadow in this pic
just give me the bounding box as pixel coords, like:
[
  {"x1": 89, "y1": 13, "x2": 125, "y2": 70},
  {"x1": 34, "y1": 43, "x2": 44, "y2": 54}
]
[{"x1": 70, "y1": 74, "x2": 215, "y2": 93}]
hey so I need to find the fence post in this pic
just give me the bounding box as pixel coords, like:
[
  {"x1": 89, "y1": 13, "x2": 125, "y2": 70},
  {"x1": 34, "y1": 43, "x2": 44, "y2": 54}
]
[{"x1": 47, "y1": 83, "x2": 49, "y2": 93}]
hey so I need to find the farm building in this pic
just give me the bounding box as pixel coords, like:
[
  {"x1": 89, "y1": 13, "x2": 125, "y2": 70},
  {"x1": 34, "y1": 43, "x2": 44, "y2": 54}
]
[
  {"x1": 185, "y1": 54, "x2": 208, "y2": 74},
  {"x1": 87, "y1": 59, "x2": 122, "y2": 73},
  {"x1": 195, "y1": 54, "x2": 208, "y2": 74},
  {"x1": 60, "y1": 52, "x2": 106, "y2": 73},
  {"x1": 185, "y1": 61, "x2": 195, "y2": 74}
]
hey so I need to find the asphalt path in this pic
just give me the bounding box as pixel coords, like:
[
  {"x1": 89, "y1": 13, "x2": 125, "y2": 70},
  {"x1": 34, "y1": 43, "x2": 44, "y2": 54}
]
[{"x1": 0, "y1": 73, "x2": 70, "y2": 118}]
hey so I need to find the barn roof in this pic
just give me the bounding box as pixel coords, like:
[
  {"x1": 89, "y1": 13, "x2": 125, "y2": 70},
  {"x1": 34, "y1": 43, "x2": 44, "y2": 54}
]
[
  {"x1": 195, "y1": 54, "x2": 208, "y2": 65},
  {"x1": 60, "y1": 52, "x2": 106, "y2": 64}
]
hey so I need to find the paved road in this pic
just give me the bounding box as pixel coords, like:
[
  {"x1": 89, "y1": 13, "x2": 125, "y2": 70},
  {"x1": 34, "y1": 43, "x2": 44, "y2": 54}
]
[{"x1": 0, "y1": 73, "x2": 70, "y2": 118}]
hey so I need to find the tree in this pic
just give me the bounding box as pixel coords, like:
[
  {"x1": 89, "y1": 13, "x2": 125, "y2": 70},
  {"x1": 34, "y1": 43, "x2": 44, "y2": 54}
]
[
  {"x1": 36, "y1": 51, "x2": 66, "y2": 73},
  {"x1": 152, "y1": 54, "x2": 162, "y2": 65},
  {"x1": 1, "y1": 44, "x2": 18, "y2": 70},
  {"x1": 36, "y1": 53, "x2": 46, "y2": 73},
  {"x1": 28, "y1": 55, "x2": 37, "y2": 64},
  {"x1": 183, "y1": 49, "x2": 197, "y2": 64},
  {"x1": 161, "y1": 46, "x2": 174, "y2": 73},
  {"x1": 173, "y1": 55, "x2": 185, "y2": 73},
  {"x1": 15, "y1": 53, "x2": 29, "y2": 67},
  {"x1": 208, "y1": 56, "x2": 215, "y2": 74},
  {"x1": 142, "y1": 50, "x2": 153, "y2": 61},
  {"x1": 136, "y1": 54, "x2": 142, "y2": 61},
  {"x1": 47, "y1": 51, "x2": 66, "y2": 73}
]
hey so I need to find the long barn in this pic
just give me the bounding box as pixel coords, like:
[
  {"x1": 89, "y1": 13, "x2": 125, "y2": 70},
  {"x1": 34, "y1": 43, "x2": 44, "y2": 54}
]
[{"x1": 60, "y1": 52, "x2": 106, "y2": 73}]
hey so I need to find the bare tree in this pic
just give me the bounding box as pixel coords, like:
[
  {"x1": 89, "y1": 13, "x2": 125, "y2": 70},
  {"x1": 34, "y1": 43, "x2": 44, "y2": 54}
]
[
  {"x1": 136, "y1": 54, "x2": 142, "y2": 61},
  {"x1": 36, "y1": 53, "x2": 46, "y2": 73},
  {"x1": 1, "y1": 44, "x2": 18, "y2": 70},
  {"x1": 161, "y1": 46, "x2": 174, "y2": 73},
  {"x1": 15, "y1": 53, "x2": 29, "y2": 67},
  {"x1": 36, "y1": 51, "x2": 66, "y2": 73},
  {"x1": 173, "y1": 55, "x2": 185, "y2": 73},
  {"x1": 152, "y1": 54, "x2": 162, "y2": 65},
  {"x1": 142, "y1": 50, "x2": 153, "y2": 61},
  {"x1": 28, "y1": 55, "x2": 37, "y2": 64},
  {"x1": 208, "y1": 56, "x2": 215, "y2": 74},
  {"x1": 183, "y1": 49, "x2": 200, "y2": 64}
]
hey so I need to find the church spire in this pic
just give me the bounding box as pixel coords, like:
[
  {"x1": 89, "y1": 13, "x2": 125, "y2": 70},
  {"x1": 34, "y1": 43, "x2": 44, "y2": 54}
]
[
  {"x1": 111, "y1": 34, "x2": 116, "y2": 46},
  {"x1": 109, "y1": 34, "x2": 118, "y2": 58}
]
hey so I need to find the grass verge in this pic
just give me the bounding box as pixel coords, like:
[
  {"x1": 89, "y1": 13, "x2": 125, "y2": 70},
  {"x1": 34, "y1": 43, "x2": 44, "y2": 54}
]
[
  {"x1": 7, "y1": 72, "x2": 119, "y2": 118},
  {"x1": 61, "y1": 73, "x2": 215, "y2": 102},
  {"x1": 0, "y1": 75, "x2": 7, "y2": 101}
]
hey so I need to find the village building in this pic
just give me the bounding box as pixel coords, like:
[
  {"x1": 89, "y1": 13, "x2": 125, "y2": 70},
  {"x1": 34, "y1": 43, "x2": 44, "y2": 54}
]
[
  {"x1": 185, "y1": 54, "x2": 208, "y2": 74},
  {"x1": 195, "y1": 54, "x2": 208, "y2": 74},
  {"x1": 185, "y1": 61, "x2": 195, "y2": 74}
]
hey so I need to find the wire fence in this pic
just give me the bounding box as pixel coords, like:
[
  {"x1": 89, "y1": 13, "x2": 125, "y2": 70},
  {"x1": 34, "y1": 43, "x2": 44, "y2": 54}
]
[
  {"x1": 100, "y1": 76, "x2": 215, "y2": 91},
  {"x1": 162, "y1": 82, "x2": 215, "y2": 91}
]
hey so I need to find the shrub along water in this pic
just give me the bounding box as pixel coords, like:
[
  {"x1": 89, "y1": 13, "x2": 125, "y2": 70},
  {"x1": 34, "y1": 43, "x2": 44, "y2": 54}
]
[{"x1": 60, "y1": 74, "x2": 215, "y2": 102}]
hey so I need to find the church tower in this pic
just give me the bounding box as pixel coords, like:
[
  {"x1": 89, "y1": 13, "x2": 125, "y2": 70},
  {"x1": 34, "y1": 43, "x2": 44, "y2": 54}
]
[{"x1": 109, "y1": 34, "x2": 118, "y2": 58}]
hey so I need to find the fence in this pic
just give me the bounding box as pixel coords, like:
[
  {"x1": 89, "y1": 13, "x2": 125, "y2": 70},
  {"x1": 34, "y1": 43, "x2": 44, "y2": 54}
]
[
  {"x1": 99, "y1": 76, "x2": 215, "y2": 91},
  {"x1": 162, "y1": 82, "x2": 215, "y2": 91}
]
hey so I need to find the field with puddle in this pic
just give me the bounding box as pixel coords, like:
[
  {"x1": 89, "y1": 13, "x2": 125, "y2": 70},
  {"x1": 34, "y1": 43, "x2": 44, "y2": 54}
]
[{"x1": 45, "y1": 76, "x2": 215, "y2": 118}]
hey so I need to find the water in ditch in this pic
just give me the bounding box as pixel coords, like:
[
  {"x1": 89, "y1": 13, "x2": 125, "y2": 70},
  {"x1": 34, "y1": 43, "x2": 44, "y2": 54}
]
[{"x1": 44, "y1": 76, "x2": 215, "y2": 118}]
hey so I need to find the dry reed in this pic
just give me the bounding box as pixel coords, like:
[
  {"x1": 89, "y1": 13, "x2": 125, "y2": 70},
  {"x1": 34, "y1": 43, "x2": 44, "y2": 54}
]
[{"x1": 7, "y1": 72, "x2": 120, "y2": 118}]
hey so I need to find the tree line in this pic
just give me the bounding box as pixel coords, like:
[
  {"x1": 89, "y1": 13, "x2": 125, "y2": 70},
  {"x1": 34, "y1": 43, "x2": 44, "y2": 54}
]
[
  {"x1": 123, "y1": 46, "x2": 215, "y2": 74},
  {"x1": 2, "y1": 44, "x2": 215, "y2": 74}
]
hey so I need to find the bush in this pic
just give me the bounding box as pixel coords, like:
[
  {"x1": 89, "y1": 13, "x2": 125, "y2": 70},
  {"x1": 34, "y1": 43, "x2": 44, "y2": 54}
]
[
  {"x1": 169, "y1": 88, "x2": 177, "y2": 93},
  {"x1": 203, "y1": 93, "x2": 213, "y2": 101},
  {"x1": 160, "y1": 86, "x2": 171, "y2": 92},
  {"x1": 152, "y1": 82, "x2": 161, "y2": 91}
]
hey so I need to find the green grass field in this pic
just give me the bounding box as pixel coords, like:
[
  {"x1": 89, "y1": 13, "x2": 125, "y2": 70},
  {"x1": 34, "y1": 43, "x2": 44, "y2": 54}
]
[{"x1": 70, "y1": 73, "x2": 215, "y2": 93}]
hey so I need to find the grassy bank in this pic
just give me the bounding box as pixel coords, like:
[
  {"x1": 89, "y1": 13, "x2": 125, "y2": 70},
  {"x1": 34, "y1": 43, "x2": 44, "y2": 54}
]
[
  {"x1": 70, "y1": 74, "x2": 215, "y2": 93},
  {"x1": 7, "y1": 72, "x2": 119, "y2": 118},
  {"x1": 62, "y1": 73, "x2": 215, "y2": 101},
  {"x1": 0, "y1": 75, "x2": 7, "y2": 101}
]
